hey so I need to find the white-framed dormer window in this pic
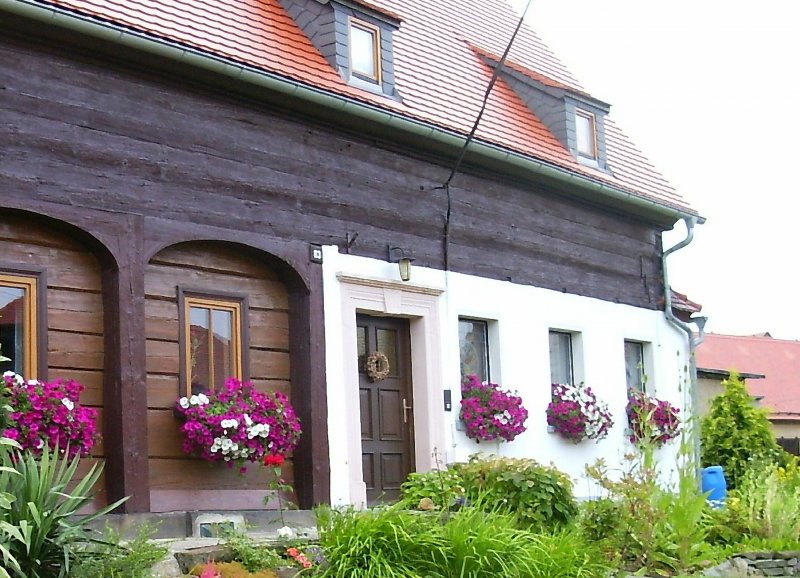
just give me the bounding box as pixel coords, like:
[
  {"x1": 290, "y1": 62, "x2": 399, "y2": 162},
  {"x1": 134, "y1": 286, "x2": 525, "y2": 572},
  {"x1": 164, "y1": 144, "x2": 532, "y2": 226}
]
[
  {"x1": 575, "y1": 109, "x2": 597, "y2": 159},
  {"x1": 349, "y1": 18, "x2": 381, "y2": 84}
]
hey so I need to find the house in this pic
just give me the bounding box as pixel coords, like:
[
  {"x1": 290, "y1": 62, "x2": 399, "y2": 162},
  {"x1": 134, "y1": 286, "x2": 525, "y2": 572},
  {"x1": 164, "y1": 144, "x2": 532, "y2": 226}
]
[
  {"x1": 697, "y1": 333, "x2": 800, "y2": 442},
  {"x1": 0, "y1": 0, "x2": 702, "y2": 512}
]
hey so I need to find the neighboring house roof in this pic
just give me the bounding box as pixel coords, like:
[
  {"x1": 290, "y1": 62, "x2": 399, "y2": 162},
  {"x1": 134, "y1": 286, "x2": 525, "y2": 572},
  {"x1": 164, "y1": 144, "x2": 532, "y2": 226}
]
[
  {"x1": 697, "y1": 333, "x2": 800, "y2": 420},
  {"x1": 15, "y1": 0, "x2": 697, "y2": 218}
]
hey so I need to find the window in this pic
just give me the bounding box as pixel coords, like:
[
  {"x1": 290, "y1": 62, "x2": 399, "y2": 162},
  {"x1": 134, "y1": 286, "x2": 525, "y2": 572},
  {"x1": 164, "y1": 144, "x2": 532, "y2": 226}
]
[
  {"x1": 624, "y1": 340, "x2": 646, "y2": 392},
  {"x1": 0, "y1": 273, "x2": 38, "y2": 378},
  {"x1": 549, "y1": 330, "x2": 573, "y2": 385},
  {"x1": 350, "y1": 18, "x2": 381, "y2": 83},
  {"x1": 575, "y1": 109, "x2": 597, "y2": 159},
  {"x1": 182, "y1": 294, "x2": 245, "y2": 396},
  {"x1": 459, "y1": 318, "x2": 489, "y2": 382}
]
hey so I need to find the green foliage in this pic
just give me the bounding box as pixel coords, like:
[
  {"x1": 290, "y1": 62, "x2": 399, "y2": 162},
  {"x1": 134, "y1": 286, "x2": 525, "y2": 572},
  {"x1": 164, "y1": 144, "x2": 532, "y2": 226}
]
[
  {"x1": 701, "y1": 372, "x2": 788, "y2": 488},
  {"x1": 734, "y1": 465, "x2": 800, "y2": 544},
  {"x1": 68, "y1": 524, "x2": 168, "y2": 578},
  {"x1": 0, "y1": 445, "x2": 126, "y2": 578},
  {"x1": 398, "y1": 469, "x2": 465, "y2": 511},
  {"x1": 453, "y1": 455, "x2": 578, "y2": 530},
  {"x1": 0, "y1": 436, "x2": 22, "y2": 578},
  {"x1": 316, "y1": 504, "x2": 611, "y2": 578},
  {"x1": 222, "y1": 530, "x2": 284, "y2": 573}
]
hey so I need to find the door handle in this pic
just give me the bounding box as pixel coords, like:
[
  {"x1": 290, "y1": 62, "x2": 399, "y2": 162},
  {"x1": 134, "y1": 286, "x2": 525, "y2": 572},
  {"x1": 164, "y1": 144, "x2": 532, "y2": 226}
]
[{"x1": 403, "y1": 398, "x2": 413, "y2": 424}]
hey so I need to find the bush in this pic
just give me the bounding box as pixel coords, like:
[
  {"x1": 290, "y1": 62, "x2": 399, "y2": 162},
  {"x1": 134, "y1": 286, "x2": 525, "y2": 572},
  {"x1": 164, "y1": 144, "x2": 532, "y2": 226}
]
[
  {"x1": 453, "y1": 455, "x2": 578, "y2": 530},
  {"x1": 68, "y1": 524, "x2": 168, "y2": 578},
  {"x1": 701, "y1": 372, "x2": 788, "y2": 488},
  {"x1": 398, "y1": 469, "x2": 465, "y2": 511}
]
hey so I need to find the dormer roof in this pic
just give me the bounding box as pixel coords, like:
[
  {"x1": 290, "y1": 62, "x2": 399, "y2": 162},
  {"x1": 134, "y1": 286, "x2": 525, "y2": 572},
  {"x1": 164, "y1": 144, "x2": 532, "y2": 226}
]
[{"x1": 5, "y1": 0, "x2": 699, "y2": 221}]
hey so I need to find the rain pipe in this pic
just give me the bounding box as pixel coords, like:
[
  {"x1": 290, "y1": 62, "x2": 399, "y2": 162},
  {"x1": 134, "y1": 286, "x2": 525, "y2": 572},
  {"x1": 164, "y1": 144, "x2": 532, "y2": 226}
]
[
  {"x1": 662, "y1": 217, "x2": 707, "y2": 471},
  {"x1": 0, "y1": 0, "x2": 704, "y2": 226}
]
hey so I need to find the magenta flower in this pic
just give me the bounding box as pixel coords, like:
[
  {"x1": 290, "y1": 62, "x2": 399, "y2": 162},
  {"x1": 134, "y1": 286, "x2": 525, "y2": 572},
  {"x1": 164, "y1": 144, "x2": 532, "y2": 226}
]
[
  {"x1": 626, "y1": 389, "x2": 680, "y2": 446},
  {"x1": 547, "y1": 383, "x2": 613, "y2": 443},
  {"x1": 459, "y1": 375, "x2": 528, "y2": 443}
]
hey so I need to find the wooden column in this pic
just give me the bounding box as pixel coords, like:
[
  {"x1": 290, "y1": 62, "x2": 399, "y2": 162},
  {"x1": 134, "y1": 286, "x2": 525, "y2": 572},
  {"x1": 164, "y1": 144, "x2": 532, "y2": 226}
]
[{"x1": 102, "y1": 215, "x2": 151, "y2": 512}]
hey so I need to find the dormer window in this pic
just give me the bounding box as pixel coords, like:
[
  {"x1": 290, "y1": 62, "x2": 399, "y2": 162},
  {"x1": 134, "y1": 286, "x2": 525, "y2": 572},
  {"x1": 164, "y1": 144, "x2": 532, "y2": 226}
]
[
  {"x1": 575, "y1": 109, "x2": 597, "y2": 159},
  {"x1": 350, "y1": 19, "x2": 381, "y2": 84}
]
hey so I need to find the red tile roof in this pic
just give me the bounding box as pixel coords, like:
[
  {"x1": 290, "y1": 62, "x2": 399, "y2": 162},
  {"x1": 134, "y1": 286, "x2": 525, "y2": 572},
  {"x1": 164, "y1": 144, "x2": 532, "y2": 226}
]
[
  {"x1": 35, "y1": 0, "x2": 694, "y2": 215},
  {"x1": 697, "y1": 333, "x2": 800, "y2": 419}
]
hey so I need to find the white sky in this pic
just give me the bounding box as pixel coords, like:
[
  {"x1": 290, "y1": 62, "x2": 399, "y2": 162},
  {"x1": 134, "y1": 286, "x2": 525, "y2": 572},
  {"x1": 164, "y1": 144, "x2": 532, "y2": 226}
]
[{"x1": 508, "y1": 0, "x2": 800, "y2": 340}]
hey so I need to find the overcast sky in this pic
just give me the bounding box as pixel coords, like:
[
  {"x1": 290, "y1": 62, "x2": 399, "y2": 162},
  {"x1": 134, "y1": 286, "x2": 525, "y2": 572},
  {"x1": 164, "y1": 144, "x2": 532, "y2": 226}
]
[{"x1": 507, "y1": 0, "x2": 800, "y2": 340}]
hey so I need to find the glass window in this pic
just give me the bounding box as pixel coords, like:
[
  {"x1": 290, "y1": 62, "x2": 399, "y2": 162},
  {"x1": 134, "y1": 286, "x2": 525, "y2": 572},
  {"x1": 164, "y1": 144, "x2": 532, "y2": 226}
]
[
  {"x1": 624, "y1": 340, "x2": 646, "y2": 392},
  {"x1": 549, "y1": 330, "x2": 573, "y2": 385},
  {"x1": 0, "y1": 273, "x2": 38, "y2": 378},
  {"x1": 350, "y1": 19, "x2": 380, "y2": 82},
  {"x1": 183, "y1": 295, "x2": 243, "y2": 396},
  {"x1": 459, "y1": 319, "x2": 489, "y2": 382},
  {"x1": 575, "y1": 110, "x2": 597, "y2": 158}
]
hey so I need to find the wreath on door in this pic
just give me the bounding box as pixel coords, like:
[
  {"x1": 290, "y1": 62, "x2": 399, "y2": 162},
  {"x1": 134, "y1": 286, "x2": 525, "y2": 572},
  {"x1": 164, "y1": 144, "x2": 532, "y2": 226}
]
[{"x1": 366, "y1": 351, "x2": 391, "y2": 381}]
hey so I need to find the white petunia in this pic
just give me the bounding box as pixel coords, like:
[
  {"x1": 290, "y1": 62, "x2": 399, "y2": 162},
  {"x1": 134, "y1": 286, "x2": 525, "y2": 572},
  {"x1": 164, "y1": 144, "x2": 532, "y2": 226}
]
[
  {"x1": 276, "y1": 526, "x2": 294, "y2": 538},
  {"x1": 179, "y1": 397, "x2": 190, "y2": 409},
  {"x1": 190, "y1": 395, "x2": 200, "y2": 405},
  {"x1": 197, "y1": 393, "x2": 210, "y2": 405},
  {"x1": 61, "y1": 398, "x2": 75, "y2": 411}
]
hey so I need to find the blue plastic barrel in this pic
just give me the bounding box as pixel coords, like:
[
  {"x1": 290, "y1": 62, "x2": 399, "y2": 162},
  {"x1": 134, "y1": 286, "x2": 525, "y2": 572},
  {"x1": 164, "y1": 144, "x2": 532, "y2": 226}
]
[{"x1": 701, "y1": 465, "x2": 727, "y2": 504}]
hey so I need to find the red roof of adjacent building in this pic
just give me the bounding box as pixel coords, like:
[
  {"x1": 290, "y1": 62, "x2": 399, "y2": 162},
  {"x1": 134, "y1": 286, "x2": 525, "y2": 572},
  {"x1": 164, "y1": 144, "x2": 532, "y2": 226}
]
[
  {"x1": 33, "y1": 0, "x2": 695, "y2": 215},
  {"x1": 697, "y1": 333, "x2": 800, "y2": 419}
]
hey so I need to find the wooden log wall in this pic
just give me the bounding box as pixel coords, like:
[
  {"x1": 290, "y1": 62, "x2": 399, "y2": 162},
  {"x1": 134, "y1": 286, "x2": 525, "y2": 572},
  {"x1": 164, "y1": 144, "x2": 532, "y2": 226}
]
[
  {"x1": 145, "y1": 243, "x2": 294, "y2": 510},
  {"x1": 0, "y1": 214, "x2": 107, "y2": 506}
]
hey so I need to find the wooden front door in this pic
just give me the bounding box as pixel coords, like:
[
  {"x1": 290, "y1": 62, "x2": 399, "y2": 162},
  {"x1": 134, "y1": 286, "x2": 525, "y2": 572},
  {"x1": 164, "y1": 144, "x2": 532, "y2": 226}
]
[{"x1": 357, "y1": 314, "x2": 414, "y2": 504}]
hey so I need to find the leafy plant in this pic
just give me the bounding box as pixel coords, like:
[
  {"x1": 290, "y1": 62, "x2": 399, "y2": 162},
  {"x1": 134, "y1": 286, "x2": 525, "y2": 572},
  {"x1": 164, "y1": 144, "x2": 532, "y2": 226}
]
[
  {"x1": 398, "y1": 469, "x2": 465, "y2": 511},
  {"x1": 453, "y1": 455, "x2": 578, "y2": 530},
  {"x1": 734, "y1": 464, "x2": 800, "y2": 543},
  {"x1": 221, "y1": 530, "x2": 283, "y2": 573},
  {"x1": 459, "y1": 375, "x2": 528, "y2": 442},
  {"x1": 626, "y1": 389, "x2": 681, "y2": 447},
  {"x1": 701, "y1": 372, "x2": 788, "y2": 488},
  {"x1": 0, "y1": 445, "x2": 126, "y2": 578},
  {"x1": 68, "y1": 523, "x2": 168, "y2": 578}
]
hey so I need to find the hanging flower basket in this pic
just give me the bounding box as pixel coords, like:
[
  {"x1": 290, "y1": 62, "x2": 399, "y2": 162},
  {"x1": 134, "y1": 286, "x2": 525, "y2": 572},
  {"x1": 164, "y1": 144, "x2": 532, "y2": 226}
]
[
  {"x1": 626, "y1": 389, "x2": 680, "y2": 446},
  {"x1": 546, "y1": 382, "x2": 613, "y2": 443},
  {"x1": 175, "y1": 378, "x2": 301, "y2": 468},
  {"x1": 459, "y1": 374, "x2": 528, "y2": 443}
]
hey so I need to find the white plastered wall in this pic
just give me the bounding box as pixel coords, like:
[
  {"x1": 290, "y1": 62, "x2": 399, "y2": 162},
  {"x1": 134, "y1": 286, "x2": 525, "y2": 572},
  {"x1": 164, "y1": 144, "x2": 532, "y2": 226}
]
[{"x1": 322, "y1": 246, "x2": 691, "y2": 504}]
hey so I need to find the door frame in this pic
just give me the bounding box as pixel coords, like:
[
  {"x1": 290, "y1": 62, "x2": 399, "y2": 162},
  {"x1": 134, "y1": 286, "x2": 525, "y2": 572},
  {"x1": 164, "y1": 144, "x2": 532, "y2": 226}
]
[{"x1": 335, "y1": 275, "x2": 445, "y2": 506}]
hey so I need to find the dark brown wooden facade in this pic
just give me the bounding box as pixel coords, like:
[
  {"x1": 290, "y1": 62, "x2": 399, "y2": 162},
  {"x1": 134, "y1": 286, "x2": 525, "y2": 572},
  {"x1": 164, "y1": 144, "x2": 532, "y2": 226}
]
[{"x1": 1, "y1": 24, "x2": 669, "y2": 512}]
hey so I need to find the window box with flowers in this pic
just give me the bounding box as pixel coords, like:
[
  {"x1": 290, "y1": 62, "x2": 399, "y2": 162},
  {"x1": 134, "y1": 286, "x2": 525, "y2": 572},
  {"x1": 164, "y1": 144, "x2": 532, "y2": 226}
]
[
  {"x1": 2, "y1": 371, "x2": 98, "y2": 457},
  {"x1": 626, "y1": 389, "x2": 680, "y2": 447},
  {"x1": 546, "y1": 382, "x2": 613, "y2": 443},
  {"x1": 174, "y1": 378, "x2": 302, "y2": 470},
  {"x1": 459, "y1": 374, "x2": 528, "y2": 443}
]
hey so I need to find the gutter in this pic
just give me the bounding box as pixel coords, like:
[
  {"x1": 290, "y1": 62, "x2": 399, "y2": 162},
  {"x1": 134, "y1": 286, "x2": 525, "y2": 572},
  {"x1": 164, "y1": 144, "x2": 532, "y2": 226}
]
[
  {"x1": 0, "y1": 0, "x2": 703, "y2": 225},
  {"x1": 662, "y1": 217, "x2": 707, "y2": 469}
]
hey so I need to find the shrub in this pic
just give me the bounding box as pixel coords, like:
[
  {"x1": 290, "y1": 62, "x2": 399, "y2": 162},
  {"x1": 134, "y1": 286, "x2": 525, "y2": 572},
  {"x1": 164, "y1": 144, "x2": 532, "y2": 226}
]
[
  {"x1": 68, "y1": 524, "x2": 169, "y2": 578},
  {"x1": 398, "y1": 469, "x2": 465, "y2": 511},
  {"x1": 734, "y1": 464, "x2": 800, "y2": 544},
  {"x1": 701, "y1": 372, "x2": 788, "y2": 488},
  {"x1": 459, "y1": 375, "x2": 528, "y2": 443},
  {"x1": 453, "y1": 455, "x2": 578, "y2": 530}
]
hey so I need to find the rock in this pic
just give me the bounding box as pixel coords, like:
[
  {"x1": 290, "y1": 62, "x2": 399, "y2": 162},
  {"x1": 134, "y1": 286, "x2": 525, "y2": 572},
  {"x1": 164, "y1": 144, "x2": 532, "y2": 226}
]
[
  {"x1": 150, "y1": 556, "x2": 184, "y2": 578},
  {"x1": 704, "y1": 558, "x2": 751, "y2": 577},
  {"x1": 173, "y1": 545, "x2": 235, "y2": 574}
]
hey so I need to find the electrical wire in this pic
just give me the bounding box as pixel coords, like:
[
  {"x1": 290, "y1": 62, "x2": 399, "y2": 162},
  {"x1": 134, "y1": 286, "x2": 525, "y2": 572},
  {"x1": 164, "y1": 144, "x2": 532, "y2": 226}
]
[{"x1": 437, "y1": 0, "x2": 534, "y2": 271}]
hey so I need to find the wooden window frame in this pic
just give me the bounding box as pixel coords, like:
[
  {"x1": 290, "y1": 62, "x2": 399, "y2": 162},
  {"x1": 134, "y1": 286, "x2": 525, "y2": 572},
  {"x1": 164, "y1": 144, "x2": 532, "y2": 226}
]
[
  {"x1": 0, "y1": 267, "x2": 45, "y2": 380},
  {"x1": 178, "y1": 288, "x2": 249, "y2": 397},
  {"x1": 575, "y1": 109, "x2": 598, "y2": 159},
  {"x1": 349, "y1": 17, "x2": 382, "y2": 84}
]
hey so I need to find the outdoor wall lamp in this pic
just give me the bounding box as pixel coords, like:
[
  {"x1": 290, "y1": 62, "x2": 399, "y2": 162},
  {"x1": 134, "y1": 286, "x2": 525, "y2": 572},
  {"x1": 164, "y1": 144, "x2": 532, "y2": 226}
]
[{"x1": 387, "y1": 246, "x2": 415, "y2": 282}]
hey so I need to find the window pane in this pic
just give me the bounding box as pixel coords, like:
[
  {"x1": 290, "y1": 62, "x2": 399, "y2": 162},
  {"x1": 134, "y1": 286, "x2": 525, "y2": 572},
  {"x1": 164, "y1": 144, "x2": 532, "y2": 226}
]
[
  {"x1": 576, "y1": 111, "x2": 596, "y2": 157},
  {"x1": 0, "y1": 285, "x2": 26, "y2": 375},
  {"x1": 459, "y1": 319, "x2": 489, "y2": 382},
  {"x1": 189, "y1": 306, "x2": 211, "y2": 394},
  {"x1": 625, "y1": 341, "x2": 645, "y2": 392},
  {"x1": 212, "y1": 309, "x2": 234, "y2": 390},
  {"x1": 351, "y1": 23, "x2": 378, "y2": 79},
  {"x1": 357, "y1": 325, "x2": 367, "y2": 372},
  {"x1": 549, "y1": 331, "x2": 573, "y2": 384},
  {"x1": 376, "y1": 328, "x2": 398, "y2": 377}
]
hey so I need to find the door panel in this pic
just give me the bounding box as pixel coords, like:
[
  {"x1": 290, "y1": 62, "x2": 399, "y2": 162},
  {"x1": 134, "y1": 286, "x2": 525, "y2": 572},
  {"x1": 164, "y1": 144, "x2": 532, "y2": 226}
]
[{"x1": 357, "y1": 314, "x2": 414, "y2": 504}]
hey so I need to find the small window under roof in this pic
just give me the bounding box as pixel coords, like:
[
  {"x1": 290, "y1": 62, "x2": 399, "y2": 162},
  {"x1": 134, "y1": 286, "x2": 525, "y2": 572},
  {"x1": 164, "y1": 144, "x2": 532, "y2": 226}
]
[
  {"x1": 575, "y1": 109, "x2": 597, "y2": 159},
  {"x1": 350, "y1": 18, "x2": 381, "y2": 83}
]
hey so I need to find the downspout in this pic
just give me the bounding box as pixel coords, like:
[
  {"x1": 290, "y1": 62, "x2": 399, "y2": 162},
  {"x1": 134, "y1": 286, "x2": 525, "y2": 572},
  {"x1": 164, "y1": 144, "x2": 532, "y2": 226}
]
[{"x1": 662, "y1": 217, "x2": 707, "y2": 470}]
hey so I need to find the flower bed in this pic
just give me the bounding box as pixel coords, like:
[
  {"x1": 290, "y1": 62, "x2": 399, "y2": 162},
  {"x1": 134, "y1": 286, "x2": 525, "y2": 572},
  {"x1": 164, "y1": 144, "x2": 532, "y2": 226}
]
[{"x1": 459, "y1": 375, "x2": 528, "y2": 443}]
